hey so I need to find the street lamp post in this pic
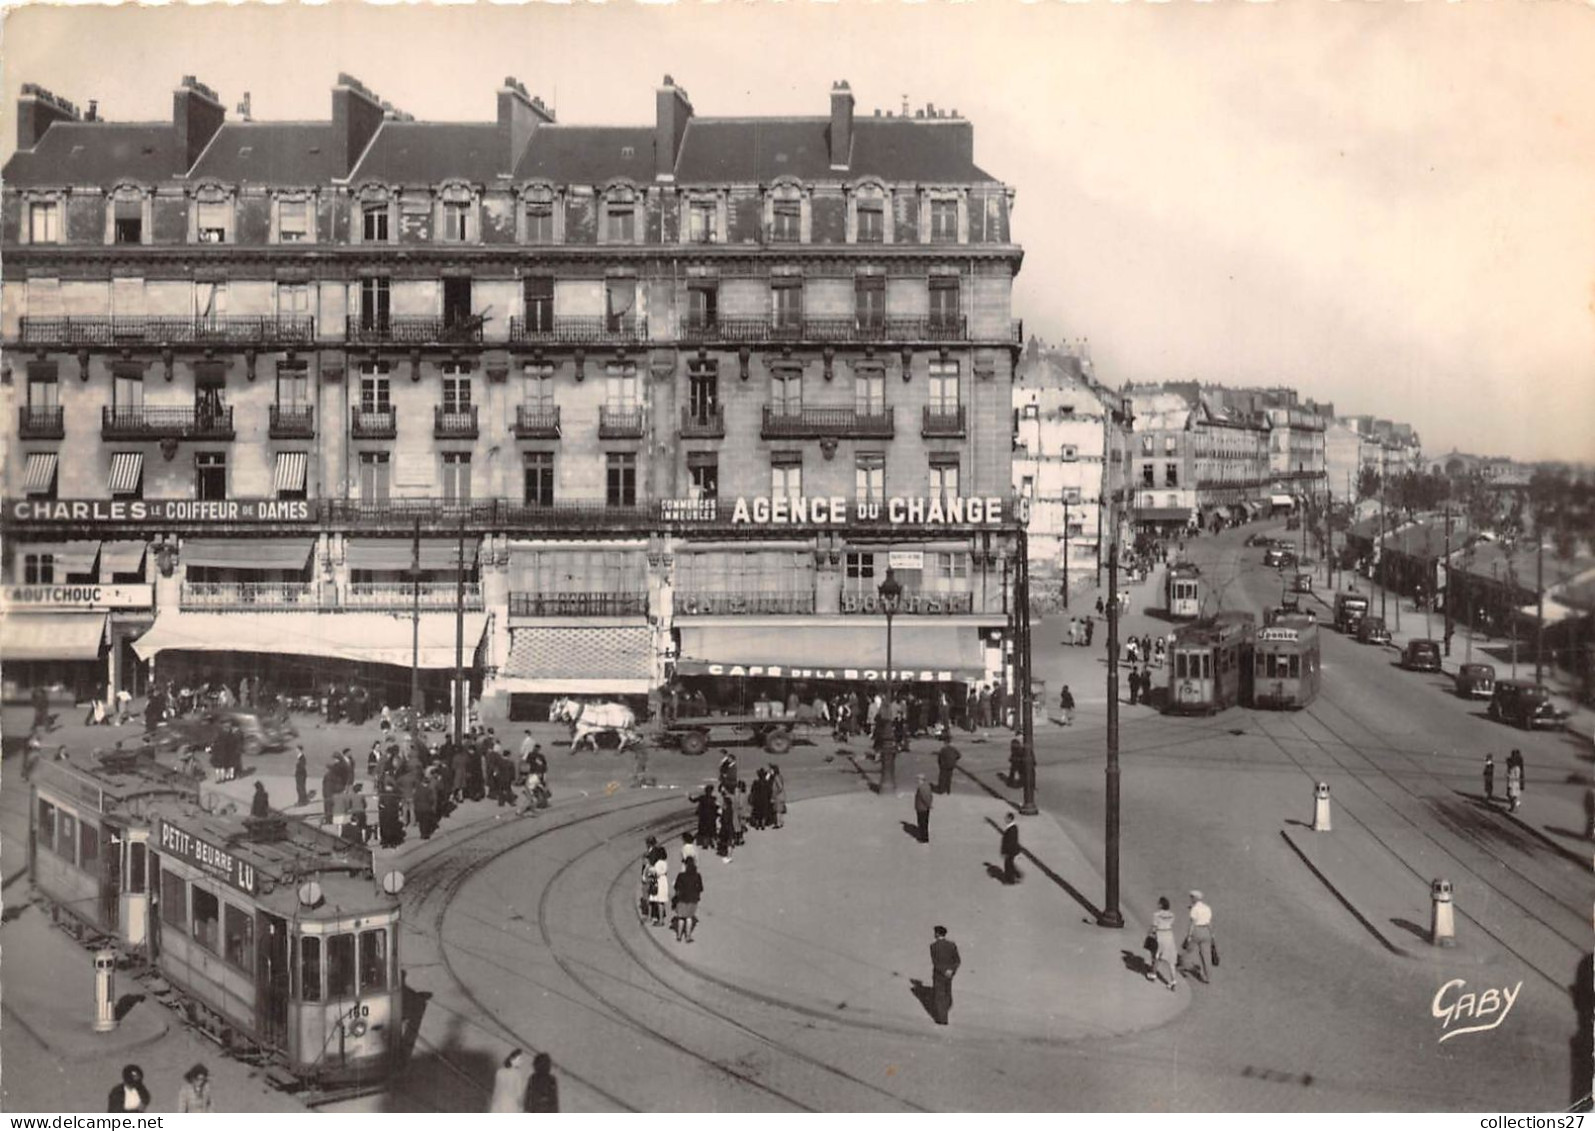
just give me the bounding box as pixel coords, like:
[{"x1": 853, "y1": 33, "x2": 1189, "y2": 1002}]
[
  {"x1": 1017, "y1": 526, "x2": 1038, "y2": 817},
  {"x1": 878, "y1": 567, "x2": 902, "y2": 773},
  {"x1": 1098, "y1": 396, "x2": 1131, "y2": 932}
]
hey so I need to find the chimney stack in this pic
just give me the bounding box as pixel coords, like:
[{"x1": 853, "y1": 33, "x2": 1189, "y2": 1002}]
[
  {"x1": 173, "y1": 76, "x2": 226, "y2": 171},
  {"x1": 17, "y1": 83, "x2": 81, "y2": 151},
  {"x1": 331, "y1": 73, "x2": 386, "y2": 176},
  {"x1": 655, "y1": 74, "x2": 693, "y2": 182},
  {"x1": 498, "y1": 76, "x2": 554, "y2": 175},
  {"x1": 829, "y1": 80, "x2": 854, "y2": 171}
]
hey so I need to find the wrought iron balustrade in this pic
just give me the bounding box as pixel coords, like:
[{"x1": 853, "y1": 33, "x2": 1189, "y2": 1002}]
[
  {"x1": 679, "y1": 405, "x2": 725, "y2": 438},
  {"x1": 351, "y1": 407, "x2": 397, "y2": 439},
  {"x1": 269, "y1": 404, "x2": 315, "y2": 439},
  {"x1": 675, "y1": 592, "x2": 816, "y2": 616},
  {"x1": 18, "y1": 405, "x2": 65, "y2": 439},
  {"x1": 598, "y1": 405, "x2": 646, "y2": 439},
  {"x1": 508, "y1": 591, "x2": 648, "y2": 617},
  {"x1": 508, "y1": 315, "x2": 647, "y2": 345},
  {"x1": 179, "y1": 581, "x2": 318, "y2": 610},
  {"x1": 19, "y1": 315, "x2": 314, "y2": 346},
  {"x1": 513, "y1": 404, "x2": 562, "y2": 439},
  {"x1": 922, "y1": 405, "x2": 967, "y2": 437},
  {"x1": 346, "y1": 581, "x2": 482, "y2": 611},
  {"x1": 101, "y1": 406, "x2": 235, "y2": 440},
  {"x1": 434, "y1": 405, "x2": 480, "y2": 439},
  {"x1": 760, "y1": 406, "x2": 894, "y2": 439},
  {"x1": 345, "y1": 316, "x2": 484, "y2": 345}
]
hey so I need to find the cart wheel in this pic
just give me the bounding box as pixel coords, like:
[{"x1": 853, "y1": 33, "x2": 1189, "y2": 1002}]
[
  {"x1": 764, "y1": 729, "x2": 793, "y2": 755},
  {"x1": 680, "y1": 729, "x2": 710, "y2": 757}
]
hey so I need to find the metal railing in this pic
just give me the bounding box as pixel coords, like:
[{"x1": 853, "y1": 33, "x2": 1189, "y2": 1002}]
[
  {"x1": 679, "y1": 405, "x2": 725, "y2": 438},
  {"x1": 760, "y1": 405, "x2": 894, "y2": 439},
  {"x1": 179, "y1": 581, "x2": 319, "y2": 610},
  {"x1": 18, "y1": 405, "x2": 65, "y2": 439},
  {"x1": 513, "y1": 404, "x2": 562, "y2": 439},
  {"x1": 101, "y1": 406, "x2": 235, "y2": 440},
  {"x1": 19, "y1": 315, "x2": 314, "y2": 346},
  {"x1": 680, "y1": 315, "x2": 972, "y2": 344},
  {"x1": 351, "y1": 407, "x2": 397, "y2": 439},
  {"x1": 922, "y1": 405, "x2": 966, "y2": 437},
  {"x1": 434, "y1": 405, "x2": 480, "y2": 439},
  {"x1": 509, "y1": 591, "x2": 648, "y2": 617},
  {"x1": 508, "y1": 315, "x2": 648, "y2": 345},
  {"x1": 346, "y1": 582, "x2": 482, "y2": 610},
  {"x1": 269, "y1": 404, "x2": 315, "y2": 439},
  {"x1": 345, "y1": 316, "x2": 484, "y2": 345},
  {"x1": 598, "y1": 406, "x2": 645, "y2": 439},
  {"x1": 675, "y1": 592, "x2": 816, "y2": 616}
]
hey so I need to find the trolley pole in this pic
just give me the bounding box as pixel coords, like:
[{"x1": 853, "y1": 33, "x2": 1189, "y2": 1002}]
[
  {"x1": 1326, "y1": 487, "x2": 1334, "y2": 592},
  {"x1": 1018, "y1": 526, "x2": 1038, "y2": 816},
  {"x1": 1443, "y1": 504, "x2": 1453, "y2": 657},
  {"x1": 409, "y1": 519, "x2": 422, "y2": 719},
  {"x1": 1061, "y1": 499, "x2": 1070, "y2": 610},
  {"x1": 452, "y1": 518, "x2": 467, "y2": 748},
  {"x1": 1099, "y1": 535, "x2": 1124, "y2": 929},
  {"x1": 1535, "y1": 536, "x2": 1545, "y2": 684}
]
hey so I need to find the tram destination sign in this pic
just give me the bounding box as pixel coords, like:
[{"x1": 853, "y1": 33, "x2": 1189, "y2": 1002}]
[
  {"x1": 7, "y1": 499, "x2": 314, "y2": 525},
  {"x1": 157, "y1": 819, "x2": 257, "y2": 895}
]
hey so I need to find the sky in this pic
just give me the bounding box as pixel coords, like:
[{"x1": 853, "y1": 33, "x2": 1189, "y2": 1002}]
[{"x1": 2, "y1": 1, "x2": 1592, "y2": 464}]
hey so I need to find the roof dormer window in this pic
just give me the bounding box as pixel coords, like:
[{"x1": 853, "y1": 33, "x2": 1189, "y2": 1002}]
[
  {"x1": 600, "y1": 185, "x2": 639, "y2": 245},
  {"x1": 28, "y1": 201, "x2": 60, "y2": 244}
]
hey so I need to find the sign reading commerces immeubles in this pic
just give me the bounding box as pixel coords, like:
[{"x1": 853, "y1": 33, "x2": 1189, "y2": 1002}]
[{"x1": 8, "y1": 499, "x2": 313, "y2": 524}]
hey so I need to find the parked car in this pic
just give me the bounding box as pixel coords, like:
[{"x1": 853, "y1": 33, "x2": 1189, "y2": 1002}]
[
  {"x1": 1291, "y1": 572, "x2": 1314, "y2": 593},
  {"x1": 1402, "y1": 639, "x2": 1442, "y2": 672},
  {"x1": 151, "y1": 709, "x2": 297, "y2": 759},
  {"x1": 1356, "y1": 616, "x2": 1392, "y2": 645},
  {"x1": 1487, "y1": 681, "x2": 1570, "y2": 730},
  {"x1": 1263, "y1": 547, "x2": 1296, "y2": 568},
  {"x1": 1454, "y1": 663, "x2": 1496, "y2": 700},
  {"x1": 1245, "y1": 533, "x2": 1277, "y2": 548}
]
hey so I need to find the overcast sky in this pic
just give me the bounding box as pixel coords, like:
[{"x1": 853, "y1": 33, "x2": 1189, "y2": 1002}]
[{"x1": 3, "y1": 2, "x2": 1591, "y2": 463}]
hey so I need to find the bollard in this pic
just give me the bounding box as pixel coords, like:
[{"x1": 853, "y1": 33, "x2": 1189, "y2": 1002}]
[
  {"x1": 1430, "y1": 878, "x2": 1456, "y2": 947},
  {"x1": 93, "y1": 949, "x2": 118, "y2": 1033},
  {"x1": 1312, "y1": 781, "x2": 1332, "y2": 832}
]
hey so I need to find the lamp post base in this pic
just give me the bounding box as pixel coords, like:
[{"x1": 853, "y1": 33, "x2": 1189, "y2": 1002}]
[
  {"x1": 1095, "y1": 909, "x2": 1125, "y2": 929},
  {"x1": 1017, "y1": 800, "x2": 1039, "y2": 816}
]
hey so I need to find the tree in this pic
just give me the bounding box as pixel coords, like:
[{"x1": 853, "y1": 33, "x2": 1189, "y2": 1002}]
[{"x1": 1357, "y1": 464, "x2": 1381, "y2": 501}]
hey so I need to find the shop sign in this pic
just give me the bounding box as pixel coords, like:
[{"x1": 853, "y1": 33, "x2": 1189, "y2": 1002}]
[
  {"x1": 157, "y1": 819, "x2": 257, "y2": 895},
  {"x1": 727, "y1": 496, "x2": 1007, "y2": 527},
  {"x1": 660, "y1": 499, "x2": 719, "y2": 522},
  {"x1": 2, "y1": 584, "x2": 153, "y2": 610},
  {"x1": 7, "y1": 499, "x2": 314, "y2": 525},
  {"x1": 887, "y1": 550, "x2": 925, "y2": 570},
  {"x1": 840, "y1": 592, "x2": 973, "y2": 615},
  {"x1": 692, "y1": 663, "x2": 960, "y2": 681}
]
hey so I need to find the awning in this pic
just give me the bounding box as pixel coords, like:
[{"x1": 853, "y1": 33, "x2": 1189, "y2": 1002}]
[
  {"x1": 131, "y1": 610, "x2": 488, "y2": 669},
  {"x1": 1135, "y1": 508, "x2": 1191, "y2": 522},
  {"x1": 22, "y1": 453, "x2": 59, "y2": 495},
  {"x1": 183, "y1": 538, "x2": 315, "y2": 570},
  {"x1": 272, "y1": 452, "x2": 307, "y2": 495},
  {"x1": 25, "y1": 540, "x2": 102, "y2": 576},
  {"x1": 347, "y1": 539, "x2": 479, "y2": 571},
  {"x1": 0, "y1": 612, "x2": 108, "y2": 661},
  {"x1": 677, "y1": 621, "x2": 986, "y2": 680},
  {"x1": 501, "y1": 625, "x2": 652, "y2": 693},
  {"x1": 108, "y1": 452, "x2": 144, "y2": 495},
  {"x1": 1269, "y1": 494, "x2": 1296, "y2": 508},
  {"x1": 101, "y1": 540, "x2": 148, "y2": 576}
]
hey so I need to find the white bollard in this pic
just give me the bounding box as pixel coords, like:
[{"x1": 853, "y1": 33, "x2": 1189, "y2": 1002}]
[
  {"x1": 93, "y1": 949, "x2": 118, "y2": 1033},
  {"x1": 1430, "y1": 878, "x2": 1456, "y2": 947},
  {"x1": 1313, "y1": 781, "x2": 1332, "y2": 832}
]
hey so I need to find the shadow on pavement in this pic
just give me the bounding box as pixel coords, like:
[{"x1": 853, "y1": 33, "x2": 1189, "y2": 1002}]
[
  {"x1": 1119, "y1": 948, "x2": 1154, "y2": 979},
  {"x1": 1389, "y1": 917, "x2": 1430, "y2": 944},
  {"x1": 899, "y1": 820, "x2": 923, "y2": 843},
  {"x1": 976, "y1": 813, "x2": 1104, "y2": 920},
  {"x1": 907, "y1": 979, "x2": 939, "y2": 1024}
]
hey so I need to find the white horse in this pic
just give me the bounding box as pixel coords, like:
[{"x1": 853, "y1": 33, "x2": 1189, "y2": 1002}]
[{"x1": 549, "y1": 698, "x2": 640, "y2": 753}]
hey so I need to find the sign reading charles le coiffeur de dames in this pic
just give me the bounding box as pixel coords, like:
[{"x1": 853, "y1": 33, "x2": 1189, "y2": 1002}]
[{"x1": 7, "y1": 499, "x2": 314, "y2": 523}]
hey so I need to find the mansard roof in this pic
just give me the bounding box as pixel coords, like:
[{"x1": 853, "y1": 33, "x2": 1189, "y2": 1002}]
[
  {"x1": 352, "y1": 121, "x2": 504, "y2": 186},
  {"x1": 511, "y1": 125, "x2": 656, "y2": 185},
  {"x1": 189, "y1": 122, "x2": 346, "y2": 186},
  {"x1": 3, "y1": 121, "x2": 184, "y2": 188}
]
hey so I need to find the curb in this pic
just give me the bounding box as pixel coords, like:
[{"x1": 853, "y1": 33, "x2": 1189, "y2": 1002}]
[
  {"x1": 1278, "y1": 827, "x2": 1410, "y2": 957},
  {"x1": 0, "y1": 998, "x2": 171, "y2": 1062}
]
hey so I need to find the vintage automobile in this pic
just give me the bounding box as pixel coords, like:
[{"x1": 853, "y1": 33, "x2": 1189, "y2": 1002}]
[
  {"x1": 1487, "y1": 681, "x2": 1570, "y2": 730},
  {"x1": 1356, "y1": 616, "x2": 1392, "y2": 646},
  {"x1": 1290, "y1": 572, "x2": 1314, "y2": 594},
  {"x1": 1453, "y1": 663, "x2": 1497, "y2": 700},
  {"x1": 150, "y1": 709, "x2": 297, "y2": 759},
  {"x1": 1401, "y1": 639, "x2": 1442, "y2": 672},
  {"x1": 1263, "y1": 547, "x2": 1297, "y2": 568},
  {"x1": 1245, "y1": 533, "x2": 1280, "y2": 548}
]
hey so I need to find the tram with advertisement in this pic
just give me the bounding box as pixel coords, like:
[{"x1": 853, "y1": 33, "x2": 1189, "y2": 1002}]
[
  {"x1": 29, "y1": 747, "x2": 405, "y2": 1095},
  {"x1": 1165, "y1": 612, "x2": 1256, "y2": 715},
  {"x1": 1164, "y1": 562, "x2": 1203, "y2": 620},
  {"x1": 1248, "y1": 614, "x2": 1321, "y2": 709}
]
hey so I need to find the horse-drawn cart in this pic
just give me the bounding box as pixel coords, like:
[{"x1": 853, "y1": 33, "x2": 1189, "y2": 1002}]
[{"x1": 661, "y1": 715, "x2": 810, "y2": 756}]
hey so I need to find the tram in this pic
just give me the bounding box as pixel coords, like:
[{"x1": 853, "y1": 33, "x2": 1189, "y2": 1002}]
[
  {"x1": 29, "y1": 747, "x2": 404, "y2": 1092},
  {"x1": 1248, "y1": 614, "x2": 1321, "y2": 709},
  {"x1": 1164, "y1": 562, "x2": 1203, "y2": 620},
  {"x1": 1165, "y1": 611, "x2": 1256, "y2": 715}
]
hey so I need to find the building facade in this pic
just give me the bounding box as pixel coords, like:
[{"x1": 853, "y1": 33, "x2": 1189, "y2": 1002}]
[
  {"x1": 1123, "y1": 388, "x2": 1196, "y2": 532},
  {"x1": 1, "y1": 75, "x2": 1025, "y2": 717},
  {"x1": 1190, "y1": 395, "x2": 1271, "y2": 525}
]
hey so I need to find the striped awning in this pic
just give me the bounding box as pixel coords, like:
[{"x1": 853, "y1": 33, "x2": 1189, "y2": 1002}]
[
  {"x1": 101, "y1": 540, "x2": 148, "y2": 576},
  {"x1": 273, "y1": 452, "x2": 308, "y2": 495},
  {"x1": 108, "y1": 452, "x2": 144, "y2": 495},
  {"x1": 0, "y1": 612, "x2": 108, "y2": 661},
  {"x1": 22, "y1": 453, "x2": 58, "y2": 495},
  {"x1": 183, "y1": 538, "x2": 315, "y2": 570}
]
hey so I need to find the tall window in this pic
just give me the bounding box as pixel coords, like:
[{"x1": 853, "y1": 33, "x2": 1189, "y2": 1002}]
[
  {"x1": 855, "y1": 276, "x2": 885, "y2": 330},
  {"x1": 359, "y1": 452, "x2": 391, "y2": 503},
  {"x1": 771, "y1": 455, "x2": 802, "y2": 501},
  {"x1": 113, "y1": 199, "x2": 142, "y2": 244},
  {"x1": 929, "y1": 198, "x2": 958, "y2": 242},
  {"x1": 277, "y1": 282, "x2": 310, "y2": 320},
  {"x1": 771, "y1": 368, "x2": 802, "y2": 415},
  {"x1": 855, "y1": 452, "x2": 885, "y2": 503},
  {"x1": 772, "y1": 279, "x2": 802, "y2": 331},
  {"x1": 362, "y1": 203, "x2": 390, "y2": 243},
  {"x1": 360, "y1": 277, "x2": 390, "y2": 331},
  {"x1": 928, "y1": 359, "x2": 960, "y2": 412},
  {"x1": 605, "y1": 364, "x2": 638, "y2": 410},
  {"x1": 442, "y1": 277, "x2": 473, "y2": 329},
  {"x1": 24, "y1": 553, "x2": 54, "y2": 584},
  {"x1": 845, "y1": 551, "x2": 877, "y2": 592},
  {"x1": 525, "y1": 192, "x2": 555, "y2": 243},
  {"x1": 225, "y1": 904, "x2": 254, "y2": 971},
  {"x1": 195, "y1": 373, "x2": 226, "y2": 421},
  {"x1": 278, "y1": 199, "x2": 309, "y2": 243},
  {"x1": 523, "y1": 277, "x2": 554, "y2": 332},
  {"x1": 605, "y1": 279, "x2": 637, "y2": 333},
  {"x1": 854, "y1": 367, "x2": 885, "y2": 414},
  {"x1": 442, "y1": 453, "x2": 471, "y2": 503},
  {"x1": 688, "y1": 454, "x2": 719, "y2": 501},
  {"x1": 930, "y1": 459, "x2": 960, "y2": 501},
  {"x1": 688, "y1": 200, "x2": 718, "y2": 243},
  {"x1": 28, "y1": 202, "x2": 60, "y2": 243},
  {"x1": 523, "y1": 452, "x2": 554, "y2": 506},
  {"x1": 687, "y1": 282, "x2": 717, "y2": 331},
  {"x1": 195, "y1": 281, "x2": 227, "y2": 322},
  {"x1": 196, "y1": 200, "x2": 229, "y2": 243},
  {"x1": 856, "y1": 194, "x2": 884, "y2": 243},
  {"x1": 113, "y1": 366, "x2": 143, "y2": 409},
  {"x1": 1165, "y1": 463, "x2": 1179, "y2": 487},
  {"x1": 688, "y1": 363, "x2": 718, "y2": 422},
  {"x1": 929, "y1": 277, "x2": 960, "y2": 330},
  {"x1": 606, "y1": 453, "x2": 637, "y2": 507},
  {"x1": 771, "y1": 196, "x2": 801, "y2": 242},
  {"x1": 195, "y1": 452, "x2": 227, "y2": 501},
  {"x1": 27, "y1": 368, "x2": 58, "y2": 411},
  {"x1": 442, "y1": 200, "x2": 470, "y2": 242},
  {"x1": 441, "y1": 366, "x2": 472, "y2": 413},
  {"x1": 359, "y1": 366, "x2": 391, "y2": 412},
  {"x1": 523, "y1": 363, "x2": 554, "y2": 409},
  {"x1": 604, "y1": 193, "x2": 636, "y2": 243}
]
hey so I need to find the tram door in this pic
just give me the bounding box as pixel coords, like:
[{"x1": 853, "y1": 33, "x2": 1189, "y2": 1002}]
[
  {"x1": 147, "y1": 855, "x2": 162, "y2": 962},
  {"x1": 99, "y1": 822, "x2": 121, "y2": 931},
  {"x1": 257, "y1": 912, "x2": 290, "y2": 1050}
]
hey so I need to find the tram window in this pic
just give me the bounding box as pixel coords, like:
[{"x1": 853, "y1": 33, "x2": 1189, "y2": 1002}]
[
  {"x1": 1255, "y1": 654, "x2": 1265, "y2": 676},
  {"x1": 129, "y1": 843, "x2": 146, "y2": 892},
  {"x1": 1289, "y1": 656, "x2": 1301, "y2": 679},
  {"x1": 300, "y1": 937, "x2": 322, "y2": 1002},
  {"x1": 80, "y1": 822, "x2": 100, "y2": 869},
  {"x1": 359, "y1": 928, "x2": 389, "y2": 992},
  {"x1": 192, "y1": 887, "x2": 219, "y2": 952},
  {"x1": 37, "y1": 800, "x2": 56, "y2": 853},
  {"x1": 1201, "y1": 654, "x2": 1212, "y2": 680},
  {"x1": 1175, "y1": 654, "x2": 1187, "y2": 679},
  {"x1": 224, "y1": 904, "x2": 254, "y2": 972},
  {"x1": 56, "y1": 812, "x2": 78, "y2": 866},
  {"x1": 160, "y1": 870, "x2": 188, "y2": 929},
  {"x1": 327, "y1": 934, "x2": 356, "y2": 998}
]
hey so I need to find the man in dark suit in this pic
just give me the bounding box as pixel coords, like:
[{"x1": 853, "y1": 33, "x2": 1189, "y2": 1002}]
[
  {"x1": 929, "y1": 925, "x2": 961, "y2": 1025},
  {"x1": 934, "y1": 730, "x2": 961, "y2": 794},
  {"x1": 1000, "y1": 812, "x2": 1022, "y2": 884},
  {"x1": 913, "y1": 775, "x2": 934, "y2": 843}
]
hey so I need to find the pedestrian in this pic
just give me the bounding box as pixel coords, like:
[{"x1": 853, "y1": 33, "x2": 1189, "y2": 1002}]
[
  {"x1": 1483, "y1": 754, "x2": 1495, "y2": 803},
  {"x1": 1084, "y1": 617, "x2": 1095, "y2": 648},
  {"x1": 718, "y1": 750, "x2": 739, "y2": 793},
  {"x1": 1179, "y1": 890, "x2": 1216, "y2": 984},
  {"x1": 913, "y1": 774, "x2": 934, "y2": 843},
  {"x1": 489, "y1": 1049, "x2": 529, "y2": 1113},
  {"x1": 733, "y1": 780, "x2": 749, "y2": 845},
  {"x1": 1095, "y1": 595, "x2": 1105, "y2": 617},
  {"x1": 717, "y1": 790, "x2": 737, "y2": 862},
  {"x1": 935, "y1": 730, "x2": 961, "y2": 794},
  {"x1": 1000, "y1": 812, "x2": 1022, "y2": 884},
  {"x1": 649, "y1": 853, "x2": 670, "y2": 926},
  {"x1": 928, "y1": 925, "x2": 961, "y2": 1025},
  {"x1": 694, "y1": 785, "x2": 719, "y2": 845},
  {"x1": 1146, "y1": 896, "x2": 1180, "y2": 991},
  {"x1": 770, "y1": 765, "x2": 787, "y2": 829},
  {"x1": 524, "y1": 1052, "x2": 559, "y2": 1113},
  {"x1": 1506, "y1": 748, "x2": 1525, "y2": 794},
  {"x1": 414, "y1": 774, "x2": 439, "y2": 840},
  {"x1": 880, "y1": 730, "x2": 898, "y2": 795},
  {"x1": 250, "y1": 781, "x2": 271, "y2": 819},
  {"x1": 991, "y1": 682, "x2": 1007, "y2": 729},
  {"x1": 1067, "y1": 617, "x2": 1079, "y2": 647},
  {"x1": 1505, "y1": 759, "x2": 1523, "y2": 812},
  {"x1": 976, "y1": 685, "x2": 992, "y2": 729},
  {"x1": 1007, "y1": 734, "x2": 1026, "y2": 789},
  {"x1": 177, "y1": 1064, "x2": 213, "y2": 1113},
  {"x1": 680, "y1": 833, "x2": 698, "y2": 869},
  {"x1": 294, "y1": 747, "x2": 309, "y2": 805},
  {"x1": 673, "y1": 856, "x2": 703, "y2": 942},
  {"x1": 107, "y1": 1065, "x2": 150, "y2": 1113},
  {"x1": 750, "y1": 768, "x2": 771, "y2": 829},
  {"x1": 1058, "y1": 684, "x2": 1075, "y2": 727},
  {"x1": 1127, "y1": 666, "x2": 1140, "y2": 707}
]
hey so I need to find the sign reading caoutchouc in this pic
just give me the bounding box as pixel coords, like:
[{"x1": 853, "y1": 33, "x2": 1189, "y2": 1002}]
[
  {"x1": 7, "y1": 500, "x2": 313, "y2": 524},
  {"x1": 3, "y1": 584, "x2": 153, "y2": 609}
]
